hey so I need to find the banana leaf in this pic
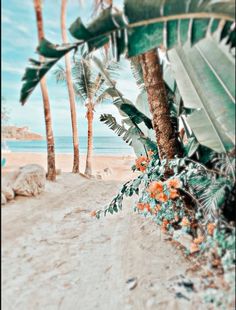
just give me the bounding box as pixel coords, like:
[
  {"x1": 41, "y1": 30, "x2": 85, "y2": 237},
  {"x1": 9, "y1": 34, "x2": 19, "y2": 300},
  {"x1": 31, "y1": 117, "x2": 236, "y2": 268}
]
[
  {"x1": 168, "y1": 37, "x2": 235, "y2": 153},
  {"x1": 20, "y1": 0, "x2": 235, "y2": 104}
]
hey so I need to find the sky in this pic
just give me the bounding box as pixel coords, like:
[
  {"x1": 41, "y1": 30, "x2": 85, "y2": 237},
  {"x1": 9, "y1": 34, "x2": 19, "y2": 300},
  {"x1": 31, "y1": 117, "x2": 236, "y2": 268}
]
[{"x1": 1, "y1": 0, "x2": 139, "y2": 137}]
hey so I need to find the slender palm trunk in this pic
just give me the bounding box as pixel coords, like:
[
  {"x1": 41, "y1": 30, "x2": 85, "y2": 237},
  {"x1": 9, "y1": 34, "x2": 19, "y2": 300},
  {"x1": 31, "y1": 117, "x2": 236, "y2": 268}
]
[
  {"x1": 61, "y1": 0, "x2": 80, "y2": 173},
  {"x1": 85, "y1": 105, "x2": 94, "y2": 176},
  {"x1": 139, "y1": 49, "x2": 179, "y2": 160},
  {"x1": 34, "y1": 0, "x2": 56, "y2": 181}
]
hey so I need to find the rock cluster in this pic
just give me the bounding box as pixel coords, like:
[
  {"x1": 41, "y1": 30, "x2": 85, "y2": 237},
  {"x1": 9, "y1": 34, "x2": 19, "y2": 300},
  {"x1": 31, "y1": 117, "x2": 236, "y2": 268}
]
[{"x1": 1, "y1": 164, "x2": 46, "y2": 205}]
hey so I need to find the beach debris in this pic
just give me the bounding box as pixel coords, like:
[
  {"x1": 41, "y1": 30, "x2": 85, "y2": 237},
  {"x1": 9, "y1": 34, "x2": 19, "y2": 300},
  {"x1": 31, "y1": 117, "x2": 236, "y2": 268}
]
[
  {"x1": 12, "y1": 164, "x2": 46, "y2": 197},
  {"x1": 175, "y1": 292, "x2": 190, "y2": 301},
  {"x1": 178, "y1": 279, "x2": 195, "y2": 292},
  {"x1": 126, "y1": 277, "x2": 138, "y2": 290}
]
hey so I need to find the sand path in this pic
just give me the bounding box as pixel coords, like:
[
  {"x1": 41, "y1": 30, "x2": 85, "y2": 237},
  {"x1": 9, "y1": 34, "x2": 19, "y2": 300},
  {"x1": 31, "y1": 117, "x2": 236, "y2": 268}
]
[{"x1": 2, "y1": 173, "x2": 198, "y2": 310}]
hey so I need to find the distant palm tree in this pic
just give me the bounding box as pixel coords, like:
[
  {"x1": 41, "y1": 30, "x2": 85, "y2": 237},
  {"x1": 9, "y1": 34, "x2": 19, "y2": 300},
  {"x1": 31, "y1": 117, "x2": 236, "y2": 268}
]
[
  {"x1": 61, "y1": 0, "x2": 80, "y2": 173},
  {"x1": 33, "y1": 0, "x2": 56, "y2": 181},
  {"x1": 55, "y1": 52, "x2": 118, "y2": 176}
]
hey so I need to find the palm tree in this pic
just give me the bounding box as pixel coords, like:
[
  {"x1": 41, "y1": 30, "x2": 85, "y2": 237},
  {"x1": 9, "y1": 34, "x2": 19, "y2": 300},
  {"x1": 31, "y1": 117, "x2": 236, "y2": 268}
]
[
  {"x1": 55, "y1": 53, "x2": 116, "y2": 176},
  {"x1": 61, "y1": 0, "x2": 80, "y2": 173},
  {"x1": 33, "y1": 0, "x2": 56, "y2": 181},
  {"x1": 138, "y1": 49, "x2": 180, "y2": 160},
  {"x1": 92, "y1": 1, "x2": 179, "y2": 160}
]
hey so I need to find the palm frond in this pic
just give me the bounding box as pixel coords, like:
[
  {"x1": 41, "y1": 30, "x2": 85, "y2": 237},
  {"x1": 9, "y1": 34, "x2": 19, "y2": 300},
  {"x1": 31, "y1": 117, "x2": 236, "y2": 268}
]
[
  {"x1": 53, "y1": 64, "x2": 66, "y2": 83},
  {"x1": 130, "y1": 57, "x2": 145, "y2": 90},
  {"x1": 211, "y1": 153, "x2": 236, "y2": 180},
  {"x1": 100, "y1": 113, "x2": 133, "y2": 145},
  {"x1": 72, "y1": 58, "x2": 95, "y2": 100},
  {"x1": 200, "y1": 178, "x2": 231, "y2": 220}
]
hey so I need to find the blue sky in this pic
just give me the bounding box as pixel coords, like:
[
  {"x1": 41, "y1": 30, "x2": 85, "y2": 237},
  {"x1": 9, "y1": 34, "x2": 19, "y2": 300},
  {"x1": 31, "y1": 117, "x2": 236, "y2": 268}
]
[{"x1": 2, "y1": 0, "x2": 139, "y2": 137}]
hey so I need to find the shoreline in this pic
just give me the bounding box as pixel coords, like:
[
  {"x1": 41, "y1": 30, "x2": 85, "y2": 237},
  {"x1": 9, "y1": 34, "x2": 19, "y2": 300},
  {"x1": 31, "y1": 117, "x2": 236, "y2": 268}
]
[
  {"x1": 2, "y1": 152, "x2": 137, "y2": 181},
  {"x1": 2, "y1": 151, "x2": 135, "y2": 157}
]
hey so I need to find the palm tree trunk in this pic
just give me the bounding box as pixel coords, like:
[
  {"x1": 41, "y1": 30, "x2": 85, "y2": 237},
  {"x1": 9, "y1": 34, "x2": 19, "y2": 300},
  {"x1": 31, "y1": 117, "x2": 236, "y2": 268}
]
[
  {"x1": 34, "y1": 0, "x2": 56, "y2": 181},
  {"x1": 61, "y1": 0, "x2": 80, "y2": 173},
  {"x1": 85, "y1": 105, "x2": 94, "y2": 176},
  {"x1": 139, "y1": 49, "x2": 179, "y2": 160}
]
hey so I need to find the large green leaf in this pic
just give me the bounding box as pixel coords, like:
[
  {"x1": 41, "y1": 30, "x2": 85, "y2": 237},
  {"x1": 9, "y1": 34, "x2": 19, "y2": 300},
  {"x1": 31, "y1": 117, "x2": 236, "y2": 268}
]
[
  {"x1": 168, "y1": 37, "x2": 235, "y2": 153},
  {"x1": 20, "y1": 0, "x2": 235, "y2": 104},
  {"x1": 20, "y1": 39, "x2": 76, "y2": 105},
  {"x1": 124, "y1": 0, "x2": 234, "y2": 56}
]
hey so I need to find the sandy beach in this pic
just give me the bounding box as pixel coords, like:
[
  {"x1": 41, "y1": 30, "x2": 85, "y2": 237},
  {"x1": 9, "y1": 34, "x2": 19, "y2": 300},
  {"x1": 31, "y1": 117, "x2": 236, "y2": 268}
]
[
  {"x1": 2, "y1": 152, "x2": 205, "y2": 309},
  {"x1": 2, "y1": 152, "x2": 136, "y2": 181}
]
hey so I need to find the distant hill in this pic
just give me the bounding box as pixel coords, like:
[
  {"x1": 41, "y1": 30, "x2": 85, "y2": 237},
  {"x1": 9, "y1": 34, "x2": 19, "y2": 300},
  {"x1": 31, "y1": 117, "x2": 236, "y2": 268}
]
[{"x1": 2, "y1": 126, "x2": 44, "y2": 141}]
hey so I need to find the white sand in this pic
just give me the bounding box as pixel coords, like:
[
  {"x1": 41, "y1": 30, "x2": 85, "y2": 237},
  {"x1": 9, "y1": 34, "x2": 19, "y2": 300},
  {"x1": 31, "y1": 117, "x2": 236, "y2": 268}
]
[{"x1": 2, "y1": 153, "x2": 204, "y2": 309}]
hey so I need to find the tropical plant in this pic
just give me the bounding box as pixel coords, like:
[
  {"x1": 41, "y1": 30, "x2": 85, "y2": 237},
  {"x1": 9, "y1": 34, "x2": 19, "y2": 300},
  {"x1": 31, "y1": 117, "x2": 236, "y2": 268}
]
[
  {"x1": 54, "y1": 51, "x2": 119, "y2": 176},
  {"x1": 61, "y1": 0, "x2": 80, "y2": 173},
  {"x1": 168, "y1": 36, "x2": 235, "y2": 154},
  {"x1": 32, "y1": 0, "x2": 56, "y2": 181},
  {"x1": 138, "y1": 49, "x2": 180, "y2": 159},
  {"x1": 20, "y1": 0, "x2": 235, "y2": 105}
]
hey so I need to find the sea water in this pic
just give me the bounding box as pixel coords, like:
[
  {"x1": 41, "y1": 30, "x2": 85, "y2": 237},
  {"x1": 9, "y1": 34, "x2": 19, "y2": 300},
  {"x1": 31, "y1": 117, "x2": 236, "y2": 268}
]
[{"x1": 6, "y1": 136, "x2": 134, "y2": 155}]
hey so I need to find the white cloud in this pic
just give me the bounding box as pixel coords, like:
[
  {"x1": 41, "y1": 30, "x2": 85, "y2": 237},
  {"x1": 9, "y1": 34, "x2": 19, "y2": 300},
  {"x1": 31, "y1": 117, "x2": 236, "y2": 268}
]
[
  {"x1": 16, "y1": 25, "x2": 30, "y2": 35},
  {"x1": 2, "y1": 62, "x2": 24, "y2": 75}
]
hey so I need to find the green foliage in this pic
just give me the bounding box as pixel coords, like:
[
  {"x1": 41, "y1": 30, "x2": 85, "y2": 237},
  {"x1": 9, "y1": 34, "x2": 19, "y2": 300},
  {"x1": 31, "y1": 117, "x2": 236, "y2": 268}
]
[
  {"x1": 54, "y1": 52, "x2": 119, "y2": 106},
  {"x1": 100, "y1": 113, "x2": 133, "y2": 145},
  {"x1": 168, "y1": 38, "x2": 235, "y2": 153},
  {"x1": 20, "y1": 40, "x2": 76, "y2": 105},
  {"x1": 20, "y1": 1, "x2": 235, "y2": 104}
]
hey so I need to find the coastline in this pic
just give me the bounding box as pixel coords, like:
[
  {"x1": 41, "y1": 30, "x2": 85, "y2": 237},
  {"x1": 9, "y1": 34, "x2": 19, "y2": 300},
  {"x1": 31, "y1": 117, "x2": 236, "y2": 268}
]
[{"x1": 2, "y1": 152, "x2": 136, "y2": 181}]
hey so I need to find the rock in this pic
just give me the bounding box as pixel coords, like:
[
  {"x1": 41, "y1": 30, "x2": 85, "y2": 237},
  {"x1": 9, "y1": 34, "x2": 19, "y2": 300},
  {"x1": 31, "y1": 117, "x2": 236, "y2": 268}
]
[
  {"x1": 103, "y1": 167, "x2": 112, "y2": 175},
  {"x1": 2, "y1": 184, "x2": 14, "y2": 201},
  {"x1": 126, "y1": 277, "x2": 138, "y2": 290},
  {"x1": 173, "y1": 230, "x2": 193, "y2": 250},
  {"x1": 96, "y1": 174, "x2": 102, "y2": 180},
  {"x1": 2, "y1": 174, "x2": 17, "y2": 201},
  {"x1": 1, "y1": 193, "x2": 7, "y2": 205},
  {"x1": 13, "y1": 164, "x2": 46, "y2": 197}
]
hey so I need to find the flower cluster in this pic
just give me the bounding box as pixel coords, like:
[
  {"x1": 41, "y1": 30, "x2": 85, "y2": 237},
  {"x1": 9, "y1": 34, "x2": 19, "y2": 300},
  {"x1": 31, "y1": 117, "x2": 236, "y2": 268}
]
[
  {"x1": 135, "y1": 150, "x2": 154, "y2": 172},
  {"x1": 135, "y1": 177, "x2": 189, "y2": 233},
  {"x1": 147, "y1": 178, "x2": 181, "y2": 203}
]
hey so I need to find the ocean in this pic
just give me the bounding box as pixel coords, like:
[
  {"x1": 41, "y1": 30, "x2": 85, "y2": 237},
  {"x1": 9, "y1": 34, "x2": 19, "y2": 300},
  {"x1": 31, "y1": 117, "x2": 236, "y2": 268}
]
[{"x1": 6, "y1": 136, "x2": 134, "y2": 155}]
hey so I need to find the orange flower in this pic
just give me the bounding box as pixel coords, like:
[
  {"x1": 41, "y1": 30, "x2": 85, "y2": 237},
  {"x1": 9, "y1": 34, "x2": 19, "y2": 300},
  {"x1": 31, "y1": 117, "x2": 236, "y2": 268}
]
[
  {"x1": 207, "y1": 223, "x2": 216, "y2": 236},
  {"x1": 161, "y1": 219, "x2": 169, "y2": 232},
  {"x1": 181, "y1": 217, "x2": 190, "y2": 227},
  {"x1": 135, "y1": 156, "x2": 149, "y2": 172},
  {"x1": 169, "y1": 189, "x2": 179, "y2": 199},
  {"x1": 145, "y1": 203, "x2": 151, "y2": 213},
  {"x1": 148, "y1": 181, "x2": 163, "y2": 197},
  {"x1": 137, "y1": 203, "x2": 145, "y2": 211},
  {"x1": 90, "y1": 210, "x2": 97, "y2": 217},
  {"x1": 190, "y1": 243, "x2": 200, "y2": 254},
  {"x1": 167, "y1": 178, "x2": 181, "y2": 189},
  {"x1": 193, "y1": 235, "x2": 204, "y2": 244},
  {"x1": 139, "y1": 166, "x2": 146, "y2": 172},
  {"x1": 155, "y1": 192, "x2": 168, "y2": 203}
]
